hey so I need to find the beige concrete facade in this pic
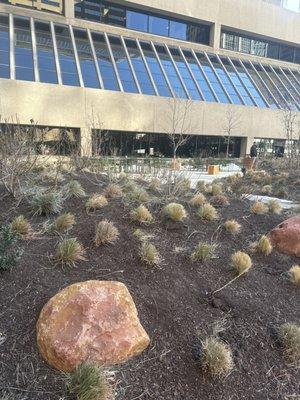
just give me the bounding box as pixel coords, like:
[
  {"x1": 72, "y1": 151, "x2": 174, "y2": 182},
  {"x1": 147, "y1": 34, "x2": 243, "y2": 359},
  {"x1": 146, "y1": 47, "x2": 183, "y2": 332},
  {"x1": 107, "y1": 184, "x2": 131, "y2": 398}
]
[{"x1": 0, "y1": 0, "x2": 299, "y2": 156}]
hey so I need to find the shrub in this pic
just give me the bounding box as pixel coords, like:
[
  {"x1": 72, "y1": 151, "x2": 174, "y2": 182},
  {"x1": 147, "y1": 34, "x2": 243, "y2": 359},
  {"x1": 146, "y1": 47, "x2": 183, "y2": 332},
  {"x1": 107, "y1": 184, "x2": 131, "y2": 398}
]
[
  {"x1": 189, "y1": 193, "x2": 206, "y2": 207},
  {"x1": 210, "y1": 195, "x2": 230, "y2": 207},
  {"x1": 54, "y1": 213, "x2": 76, "y2": 233},
  {"x1": 104, "y1": 183, "x2": 122, "y2": 199},
  {"x1": 278, "y1": 323, "x2": 300, "y2": 362},
  {"x1": 164, "y1": 203, "x2": 187, "y2": 222},
  {"x1": 232, "y1": 251, "x2": 252, "y2": 275},
  {"x1": 227, "y1": 173, "x2": 241, "y2": 186},
  {"x1": 0, "y1": 225, "x2": 23, "y2": 271},
  {"x1": 64, "y1": 180, "x2": 86, "y2": 198},
  {"x1": 30, "y1": 191, "x2": 63, "y2": 215},
  {"x1": 250, "y1": 201, "x2": 268, "y2": 215},
  {"x1": 95, "y1": 220, "x2": 119, "y2": 246},
  {"x1": 131, "y1": 205, "x2": 153, "y2": 224},
  {"x1": 191, "y1": 242, "x2": 217, "y2": 263},
  {"x1": 56, "y1": 238, "x2": 86, "y2": 266},
  {"x1": 253, "y1": 235, "x2": 272, "y2": 256},
  {"x1": 148, "y1": 177, "x2": 161, "y2": 191},
  {"x1": 65, "y1": 363, "x2": 112, "y2": 400},
  {"x1": 268, "y1": 199, "x2": 282, "y2": 215},
  {"x1": 86, "y1": 195, "x2": 108, "y2": 212},
  {"x1": 10, "y1": 215, "x2": 32, "y2": 238},
  {"x1": 140, "y1": 242, "x2": 160, "y2": 265},
  {"x1": 224, "y1": 220, "x2": 241, "y2": 235},
  {"x1": 261, "y1": 185, "x2": 272, "y2": 195},
  {"x1": 197, "y1": 203, "x2": 218, "y2": 221},
  {"x1": 289, "y1": 265, "x2": 300, "y2": 286},
  {"x1": 200, "y1": 337, "x2": 233, "y2": 376}
]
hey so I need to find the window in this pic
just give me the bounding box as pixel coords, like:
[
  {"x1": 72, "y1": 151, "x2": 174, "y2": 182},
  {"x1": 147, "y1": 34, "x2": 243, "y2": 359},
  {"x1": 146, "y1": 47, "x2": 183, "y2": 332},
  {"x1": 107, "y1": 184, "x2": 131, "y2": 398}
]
[
  {"x1": 91, "y1": 32, "x2": 119, "y2": 91},
  {"x1": 279, "y1": 45, "x2": 295, "y2": 62},
  {"x1": 187, "y1": 24, "x2": 210, "y2": 45},
  {"x1": 14, "y1": 17, "x2": 34, "y2": 82},
  {"x1": 169, "y1": 20, "x2": 187, "y2": 41},
  {"x1": 254, "y1": 64, "x2": 287, "y2": 108},
  {"x1": 126, "y1": 10, "x2": 148, "y2": 32},
  {"x1": 149, "y1": 16, "x2": 169, "y2": 37},
  {"x1": 100, "y1": 2, "x2": 126, "y2": 27},
  {"x1": 0, "y1": 14, "x2": 9, "y2": 79},
  {"x1": 35, "y1": 21, "x2": 57, "y2": 84},
  {"x1": 74, "y1": 29, "x2": 100, "y2": 89},
  {"x1": 240, "y1": 37, "x2": 251, "y2": 54},
  {"x1": 55, "y1": 25, "x2": 79, "y2": 86},
  {"x1": 275, "y1": 67, "x2": 300, "y2": 104},
  {"x1": 221, "y1": 32, "x2": 239, "y2": 51}
]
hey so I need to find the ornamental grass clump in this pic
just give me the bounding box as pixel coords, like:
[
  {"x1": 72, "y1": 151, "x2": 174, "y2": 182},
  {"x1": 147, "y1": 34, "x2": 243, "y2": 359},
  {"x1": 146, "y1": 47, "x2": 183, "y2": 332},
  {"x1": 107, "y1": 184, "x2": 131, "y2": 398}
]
[
  {"x1": 164, "y1": 203, "x2": 187, "y2": 222},
  {"x1": 261, "y1": 185, "x2": 272, "y2": 195},
  {"x1": 148, "y1": 177, "x2": 161, "y2": 191},
  {"x1": 224, "y1": 219, "x2": 241, "y2": 235},
  {"x1": 128, "y1": 187, "x2": 149, "y2": 203},
  {"x1": 268, "y1": 199, "x2": 282, "y2": 215},
  {"x1": 130, "y1": 205, "x2": 153, "y2": 224},
  {"x1": 53, "y1": 212, "x2": 75, "y2": 233},
  {"x1": 189, "y1": 193, "x2": 206, "y2": 207},
  {"x1": 252, "y1": 235, "x2": 273, "y2": 256},
  {"x1": 104, "y1": 183, "x2": 122, "y2": 199},
  {"x1": 0, "y1": 225, "x2": 23, "y2": 271},
  {"x1": 94, "y1": 220, "x2": 119, "y2": 246},
  {"x1": 232, "y1": 251, "x2": 252, "y2": 275},
  {"x1": 200, "y1": 337, "x2": 233, "y2": 377},
  {"x1": 289, "y1": 265, "x2": 300, "y2": 286},
  {"x1": 191, "y1": 242, "x2": 217, "y2": 263},
  {"x1": 250, "y1": 201, "x2": 268, "y2": 215},
  {"x1": 30, "y1": 191, "x2": 63, "y2": 215},
  {"x1": 278, "y1": 323, "x2": 300, "y2": 363},
  {"x1": 65, "y1": 363, "x2": 113, "y2": 400},
  {"x1": 140, "y1": 242, "x2": 160, "y2": 266},
  {"x1": 64, "y1": 180, "x2": 86, "y2": 198},
  {"x1": 210, "y1": 195, "x2": 230, "y2": 207},
  {"x1": 86, "y1": 195, "x2": 108, "y2": 213},
  {"x1": 56, "y1": 238, "x2": 86, "y2": 267},
  {"x1": 10, "y1": 215, "x2": 32, "y2": 239},
  {"x1": 195, "y1": 180, "x2": 206, "y2": 193},
  {"x1": 211, "y1": 183, "x2": 223, "y2": 196},
  {"x1": 197, "y1": 203, "x2": 218, "y2": 221}
]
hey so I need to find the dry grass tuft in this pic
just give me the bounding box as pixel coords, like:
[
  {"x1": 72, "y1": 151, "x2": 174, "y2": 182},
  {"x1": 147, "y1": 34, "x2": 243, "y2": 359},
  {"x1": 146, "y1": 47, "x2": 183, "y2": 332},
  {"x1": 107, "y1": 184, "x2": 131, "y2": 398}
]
[
  {"x1": 190, "y1": 193, "x2": 206, "y2": 207},
  {"x1": 86, "y1": 195, "x2": 108, "y2": 212},
  {"x1": 164, "y1": 203, "x2": 187, "y2": 222},
  {"x1": 148, "y1": 177, "x2": 161, "y2": 191},
  {"x1": 197, "y1": 203, "x2": 218, "y2": 221},
  {"x1": 224, "y1": 219, "x2": 241, "y2": 235},
  {"x1": 64, "y1": 180, "x2": 86, "y2": 198},
  {"x1": 200, "y1": 337, "x2": 233, "y2": 376},
  {"x1": 56, "y1": 238, "x2": 86, "y2": 266},
  {"x1": 174, "y1": 177, "x2": 191, "y2": 193},
  {"x1": 104, "y1": 184, "x2": 122, "y2": 199},
  {"x1": 191, "y1": 242, "x2": 217, "y2": 263},
  {"x1": 211, "y1": 183, "x2": 223, "y2": 196},
  {"x1": 289, "y1": 265, "x2": 300, "y2": 286},
  {"x1": 10, "y1": 215, "x2": 32, "y2": 239},
  {"x1": 130, "y1": 205, "x2": 153, "y2": 224},
  {"x1": 195, "y1": 180, "x2": 206, "y2": 192},
  {"x1": 252, "y1": 235, "x2": 273, "y2": 255},
  {"x1": 279, "y1": 323, "x2": 300, "y2": 362},
  {"x1": 94, "y1": 220, "x2": 119, "y2": 246},
  {"x1": 30, "y1": 191, "x2": 64, "y2": 215},
  {"x1": 54, "y1": 212, "x2": 76, "y2": 233},
  {"x1": 250, "y1": 201, "x2": 268, "y2": 215},
  {"x1": 268, "y1": 199, "x2": 282, "y2": 215},
  {"x1": 261, "y1": 185, "x2": 272, "y2": 195},
  {"x1": 232, "y1": 251, "x2": 252, "y2": 275},
  {"x1": 227, "y1": 173, "x2": 241, "y2": 186},
  {"x1": 140, "y1": 242, "x2": 161, "y2": 265},
  {"x1": 128, "y1": 187, "x2": 149, "y2": 203},
  {"x1": 210, "y1": 195, "x2": 230, "y2": 207}
]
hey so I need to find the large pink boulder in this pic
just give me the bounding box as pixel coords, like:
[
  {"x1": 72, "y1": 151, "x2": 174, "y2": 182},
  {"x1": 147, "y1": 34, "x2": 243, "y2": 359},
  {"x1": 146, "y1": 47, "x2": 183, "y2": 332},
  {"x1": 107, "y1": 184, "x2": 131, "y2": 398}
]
[
  {"x1": 268, "y1": 215, "x2": 300, "y2": 257},
  {"x1": 37, "y1": 281, "x2": 150, "y2": 372}
]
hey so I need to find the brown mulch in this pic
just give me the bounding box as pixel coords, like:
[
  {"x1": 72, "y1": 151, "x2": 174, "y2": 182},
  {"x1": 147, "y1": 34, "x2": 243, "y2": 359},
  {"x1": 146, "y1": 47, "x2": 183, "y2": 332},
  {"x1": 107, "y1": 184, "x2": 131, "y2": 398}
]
[{"x1": 0, "y1": 172, "x2": 299, "y2": 400}]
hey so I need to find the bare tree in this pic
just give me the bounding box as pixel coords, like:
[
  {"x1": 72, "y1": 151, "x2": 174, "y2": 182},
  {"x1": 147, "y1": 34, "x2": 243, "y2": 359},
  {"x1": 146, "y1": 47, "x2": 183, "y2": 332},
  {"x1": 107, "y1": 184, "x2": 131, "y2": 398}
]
[
  {"x1": 222, "y1": 107, "x2": 242, "y2": 158},
  {"x1": 281, "y1": 108, "x2": 300, "y2": 169}
]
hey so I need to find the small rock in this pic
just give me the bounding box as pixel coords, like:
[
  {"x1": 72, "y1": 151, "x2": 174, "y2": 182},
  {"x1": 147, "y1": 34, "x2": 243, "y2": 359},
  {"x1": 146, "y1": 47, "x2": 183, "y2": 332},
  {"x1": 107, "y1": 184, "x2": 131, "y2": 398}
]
[{"x1": 268, "y1": 215, "x2": 300, "y2": 257}]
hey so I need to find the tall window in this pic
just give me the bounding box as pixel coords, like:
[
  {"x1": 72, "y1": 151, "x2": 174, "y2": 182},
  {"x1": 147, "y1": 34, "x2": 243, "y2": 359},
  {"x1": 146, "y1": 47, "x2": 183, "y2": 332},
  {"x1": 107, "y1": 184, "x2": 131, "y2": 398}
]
[
  {"x1": 0, "y1": 14, "x2": 9, "y2": 79},
  {"x1": 55, "y1": 25, "x2": 79, "y2": 86},
  {"x1": 35, "y1": 21, "x2": 58, "y2": 84},
  {"x1": 14, "y1": 17, "x2": 34, "y2": 81}
]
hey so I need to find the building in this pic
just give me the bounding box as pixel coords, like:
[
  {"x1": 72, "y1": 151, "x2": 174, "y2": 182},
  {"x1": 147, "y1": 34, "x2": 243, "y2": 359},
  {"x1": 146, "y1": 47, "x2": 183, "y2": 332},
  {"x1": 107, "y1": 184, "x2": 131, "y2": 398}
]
[{"x1": 0, "y1": 0, "x2": 299, "y2": 158}]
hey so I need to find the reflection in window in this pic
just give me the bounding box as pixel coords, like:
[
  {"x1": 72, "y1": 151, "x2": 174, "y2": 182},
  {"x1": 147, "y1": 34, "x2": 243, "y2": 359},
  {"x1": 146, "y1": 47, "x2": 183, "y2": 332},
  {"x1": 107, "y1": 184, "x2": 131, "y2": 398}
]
[
  {"x1": 55, "y1": 25, "x2": 79, "y2": 86},
  {"x1": 14, "y1": 17, "x2": 34, "y2": 81},
  {"x1": 124, "y1": 39, "x2": 155, "y2": 95},
  {"x1": 140, "y1": 42, "x2": 171, "y2": 97},
  {"x1": 91, "y1": 32, "x2": 119, "y2": 91},
  {"x1": 108, "y1": 35, "x2": 138, "y2": 93},
  {"x1": 74, "y1": 29, "x2": 99, "y2": 89},
  {"x1": 276, "y1": 68, "x2": 300, "y2": 104},
  {"x1": 155, "y1": 45, "x2": 187, "y2": 99},
  {"x1": 149, "y1": 15, "x2": 169, "y2": 37},
  {"x1": 0, "y1": 14, "x2": 10, "y2": 79},
  {"x1": 169, "y1": 20, "x2": 186, "y2": 41},
  {"x1": 197, "y1": 53, "x2": 229, "y2": 104},
  {"x1": 126, "y1": 10, "x2": 148, "y2": 32},
  {"x1": 254, "y1": 64, "x2": 287, "y2": 108},
  {"x1": 35, "y1": 21, "x2": 57, "y2": 84},
  {"x1": 183, "y1": 50, "x2": 215, "y2": 102},
  {"x1": 169, "y1": 47, "x2": 201, "y2": 100}
]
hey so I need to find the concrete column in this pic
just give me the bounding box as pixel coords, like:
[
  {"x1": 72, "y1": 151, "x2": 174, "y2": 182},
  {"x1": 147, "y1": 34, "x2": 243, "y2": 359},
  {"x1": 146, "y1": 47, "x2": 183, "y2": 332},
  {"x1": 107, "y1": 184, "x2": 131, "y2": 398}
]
[
  {"x1": 210, "y1": 23, "x2": 221, "y2": 50},
  {"x1": 64, "y1": 0, "x2": 75, "y2": 19},
  {"x1": 240, "y1": 136, "x2": 254, "y2": 157},
  {"x1": 80, "y1": 127, "x2": 92, "y2": 157}
]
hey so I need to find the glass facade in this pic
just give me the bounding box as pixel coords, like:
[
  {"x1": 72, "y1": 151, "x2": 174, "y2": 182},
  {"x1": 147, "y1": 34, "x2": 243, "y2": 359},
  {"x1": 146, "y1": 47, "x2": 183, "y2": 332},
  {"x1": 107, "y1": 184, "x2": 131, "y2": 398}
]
[
  {"x1": 0, "y1": 13, "x2": 299, "y2": 112},
  {"x1": 221, "y1": 30, "x2": 300, "y2": 65},
  {"x1": 75, "y1": 0, "x2": 211, "y2": 46}
]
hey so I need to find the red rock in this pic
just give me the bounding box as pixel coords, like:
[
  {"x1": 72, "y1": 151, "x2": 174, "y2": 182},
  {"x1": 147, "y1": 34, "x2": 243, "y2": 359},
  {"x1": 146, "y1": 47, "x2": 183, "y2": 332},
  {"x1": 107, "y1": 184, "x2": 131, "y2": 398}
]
[
  {"x1": 268, "y1": 215, "x2": 300, "y2": 257},
  {"x1": 36, "y1": 281, "x2": 150, "y2": 372}
]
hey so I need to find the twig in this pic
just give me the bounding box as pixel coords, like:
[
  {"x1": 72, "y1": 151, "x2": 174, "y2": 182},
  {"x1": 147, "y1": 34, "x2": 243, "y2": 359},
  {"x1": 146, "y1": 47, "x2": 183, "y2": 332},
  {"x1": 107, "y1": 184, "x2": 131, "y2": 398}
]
[{"x1": 212, "y1": 269, "x2": 249, "y2": 295}]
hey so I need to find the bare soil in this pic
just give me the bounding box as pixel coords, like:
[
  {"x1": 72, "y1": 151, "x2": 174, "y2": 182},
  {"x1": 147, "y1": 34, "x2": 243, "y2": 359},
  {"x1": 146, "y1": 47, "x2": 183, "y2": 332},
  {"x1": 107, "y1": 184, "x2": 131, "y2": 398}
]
[{"x1": 0, "y1": 172, "x2": 299, "y2": 400}]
